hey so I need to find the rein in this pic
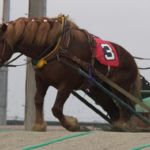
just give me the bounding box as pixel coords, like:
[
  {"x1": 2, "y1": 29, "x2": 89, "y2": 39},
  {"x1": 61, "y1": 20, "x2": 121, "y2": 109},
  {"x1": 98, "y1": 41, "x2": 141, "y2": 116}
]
[
  {"x1": 3, "y1": 54, "x2": 30, "y2": 67},
  {"x1": 133, "y1": 56, "x2": 150, "y2": 70},
  {"x1": 133, "y1": 56, "x2": 150, "y2": 60},
  {"x1": 0, "y1": 41, "x2": 27, "y2": 67},
  {"x1": 0, "y1": 42, "x2": 6, "y2": 62}
]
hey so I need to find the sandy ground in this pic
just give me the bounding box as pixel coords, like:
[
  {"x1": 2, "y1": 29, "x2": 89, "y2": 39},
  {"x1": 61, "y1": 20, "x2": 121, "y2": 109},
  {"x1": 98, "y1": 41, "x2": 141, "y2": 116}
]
[
  {"x1": 0, "y1": 126, "x2": 150, "y2": 150},
  {"x1": 0, "y1": 125, "x2": 68, "y2": 131}
]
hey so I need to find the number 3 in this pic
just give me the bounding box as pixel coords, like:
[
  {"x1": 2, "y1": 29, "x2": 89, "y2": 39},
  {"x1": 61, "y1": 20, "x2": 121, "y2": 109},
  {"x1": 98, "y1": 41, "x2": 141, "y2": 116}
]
[{"x1": 100, "y1": 44, "x2": 115, "y2": 60}]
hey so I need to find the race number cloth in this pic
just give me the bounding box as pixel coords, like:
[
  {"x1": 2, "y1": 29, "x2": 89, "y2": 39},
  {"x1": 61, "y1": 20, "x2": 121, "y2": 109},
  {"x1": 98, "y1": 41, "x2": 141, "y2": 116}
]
[{"x1": 91, "y1": 37, "x2": 119, "y2": 67}]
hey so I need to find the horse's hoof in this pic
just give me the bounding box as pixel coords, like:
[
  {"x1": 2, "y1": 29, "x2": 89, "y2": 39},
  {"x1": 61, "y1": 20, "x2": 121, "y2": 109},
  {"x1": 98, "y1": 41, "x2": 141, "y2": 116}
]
[
  {"x1": 62, "y1": 115, "x2": 80, "y2": 132},
  {"x1": 32, "y1": 121, "x2": 47, "y2": 132},
  {"x1": 114, "y1": 121, "x2": 137, "y2": 132},
  {"x1": 112, "y1": 119, "x2": 129, "y2": 132},
  {"x1": 111, "y1": 124, "x2": 127, "y2": 132}
]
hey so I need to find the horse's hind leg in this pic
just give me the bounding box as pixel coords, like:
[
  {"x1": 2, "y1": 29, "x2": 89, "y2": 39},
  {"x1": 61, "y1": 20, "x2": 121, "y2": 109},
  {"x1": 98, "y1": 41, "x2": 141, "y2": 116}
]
[
  {"x1": 111, "y1": 88, "x2": 134, "y2": 127},
  {"x1": 32, "y1": 74, "x2": 49, "y2": 131},
  {"x1": 87, "y1": 86, "x2": 120, "y2": 124},
  {"x1": 52, "y1": 85, "x2": 80, "y2": 132}
]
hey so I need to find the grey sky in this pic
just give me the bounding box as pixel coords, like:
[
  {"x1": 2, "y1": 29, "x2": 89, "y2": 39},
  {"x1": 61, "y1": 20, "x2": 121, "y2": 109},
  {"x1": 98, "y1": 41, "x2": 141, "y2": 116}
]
[{"x1": 0, "y1": 0, "x2": 150, "y2": 123}]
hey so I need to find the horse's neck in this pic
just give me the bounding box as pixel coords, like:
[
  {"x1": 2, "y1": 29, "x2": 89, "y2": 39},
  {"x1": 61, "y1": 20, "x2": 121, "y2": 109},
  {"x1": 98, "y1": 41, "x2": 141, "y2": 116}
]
[
  {"x1": 14, "y1": 45, "x2": 47, "y2": 59},
  {"x1": 14, "y1": 38, "x2": 90, "y2": 62},
  {"x1": 14, "y1": 39, "x2": 58, "y2": 59}
]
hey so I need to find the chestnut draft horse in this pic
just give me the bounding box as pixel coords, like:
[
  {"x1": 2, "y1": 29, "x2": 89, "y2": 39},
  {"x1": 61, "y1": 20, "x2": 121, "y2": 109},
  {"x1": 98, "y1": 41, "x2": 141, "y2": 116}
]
[{"x1": 0, "y1": 15, "x2": 141, "y2": 131}]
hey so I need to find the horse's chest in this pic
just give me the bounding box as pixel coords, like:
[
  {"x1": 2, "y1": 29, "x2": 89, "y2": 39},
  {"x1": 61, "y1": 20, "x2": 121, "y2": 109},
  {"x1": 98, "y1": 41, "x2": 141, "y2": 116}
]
[{"x1": 34, "y1": 61, "x2": 78, "y2": 87}]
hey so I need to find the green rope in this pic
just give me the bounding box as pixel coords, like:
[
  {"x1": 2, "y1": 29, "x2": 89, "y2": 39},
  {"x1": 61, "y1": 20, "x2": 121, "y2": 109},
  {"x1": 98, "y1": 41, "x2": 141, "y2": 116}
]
[
  {"x1": 0, "y1": 130, "x2": 38, "y2": 133},
  {"x1": 3, "y1": 130, "x2": 149, "y2": 150},
  {"x1": 130, "y1": 143, "x2": 150, "y2": 150},
  {"x1": 21, "y1": 131, "x2": 96, "y2": 150},
  {"x1": 0, "y1": 130, "x2": 21, "y2": 132}
]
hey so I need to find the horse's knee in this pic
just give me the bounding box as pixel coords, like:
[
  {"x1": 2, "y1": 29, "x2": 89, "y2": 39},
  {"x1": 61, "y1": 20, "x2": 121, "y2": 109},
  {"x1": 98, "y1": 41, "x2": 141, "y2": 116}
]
[{"x1": 34, "y1": 96, "x2": 44, "y2": 107}]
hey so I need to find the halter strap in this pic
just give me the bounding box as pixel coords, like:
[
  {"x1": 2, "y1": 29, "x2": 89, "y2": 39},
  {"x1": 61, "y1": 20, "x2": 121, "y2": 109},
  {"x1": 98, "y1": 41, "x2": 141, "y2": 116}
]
[
  {"x1": 0, "y1": 42, "x2": 5, "y2": 62},
  {"x1": 0, "y1": 41, "x2": 25, "y2": 67}
]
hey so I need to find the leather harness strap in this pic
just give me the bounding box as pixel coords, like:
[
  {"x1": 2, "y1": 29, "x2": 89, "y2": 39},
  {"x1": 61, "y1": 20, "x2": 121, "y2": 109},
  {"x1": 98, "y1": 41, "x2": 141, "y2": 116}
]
[
  {"x1": 56, "y1": 24, "x2": 96, "y2": 90},
  {"x1": 59, "y1": 20, "x2": 70, "y2": 48},
  {"x1": 58, "y1": 48, "x2": 89, "y2": 71},
  {"x1": 46, "y1": 19, "x2": 70, "y2": 62},
  {"x1": 57, "y1": 23, "x2": 97, "y2": 73},
  {"x1": 90, "y1": 37, "x2": 97, "y2": 68}
]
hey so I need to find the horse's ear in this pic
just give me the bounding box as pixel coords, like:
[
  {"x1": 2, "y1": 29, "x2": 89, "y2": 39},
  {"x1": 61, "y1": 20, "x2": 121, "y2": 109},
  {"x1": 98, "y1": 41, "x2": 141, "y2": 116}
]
[{"x1": 1, "y1": 23, "x2": 7, "y2": 33}]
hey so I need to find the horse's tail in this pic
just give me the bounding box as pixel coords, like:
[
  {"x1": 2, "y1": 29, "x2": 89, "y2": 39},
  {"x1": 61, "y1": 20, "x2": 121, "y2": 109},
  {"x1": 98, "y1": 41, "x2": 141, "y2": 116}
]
[{"x1": 130, "y1": 69, "x2": 142, "y2": 105}]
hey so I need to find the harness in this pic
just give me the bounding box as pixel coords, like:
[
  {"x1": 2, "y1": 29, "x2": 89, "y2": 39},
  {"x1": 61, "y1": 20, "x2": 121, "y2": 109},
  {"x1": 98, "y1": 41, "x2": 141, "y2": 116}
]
[
  {"x1": 0, "y1": 14, "x2": 108, "y2": 84},
  {"x1": 31, "y1": 14, "x2": 70, "y2": 69},
  {"x1": 30, "y1": 14, "x2": 98, "y2": 74}
]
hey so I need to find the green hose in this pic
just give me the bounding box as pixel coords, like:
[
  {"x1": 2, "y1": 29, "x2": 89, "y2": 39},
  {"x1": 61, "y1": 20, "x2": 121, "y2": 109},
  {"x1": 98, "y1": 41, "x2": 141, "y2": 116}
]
[
  {"x1": 131, "y1": 143, "x2": 150, "y2": 150},
  {"x1": 21, "y1": 131, "x2": 96, "y2": 150}
]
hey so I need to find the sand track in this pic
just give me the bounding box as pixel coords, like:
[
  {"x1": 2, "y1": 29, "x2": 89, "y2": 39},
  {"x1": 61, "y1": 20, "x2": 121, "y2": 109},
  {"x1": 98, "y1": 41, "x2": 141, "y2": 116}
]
[{"x1": 0, "y1": 126, "x2": 150, "y2": 150}]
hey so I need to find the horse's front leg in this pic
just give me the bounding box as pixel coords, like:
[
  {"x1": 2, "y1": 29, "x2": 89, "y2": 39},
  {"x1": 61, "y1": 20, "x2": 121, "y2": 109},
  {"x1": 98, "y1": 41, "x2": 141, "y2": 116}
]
[
  {"x1": 52, "y1": 85, "x2": 80, "y2": 132},
  {"x1": 32, "y1": 74, "x2": 49, "y2": 131}
]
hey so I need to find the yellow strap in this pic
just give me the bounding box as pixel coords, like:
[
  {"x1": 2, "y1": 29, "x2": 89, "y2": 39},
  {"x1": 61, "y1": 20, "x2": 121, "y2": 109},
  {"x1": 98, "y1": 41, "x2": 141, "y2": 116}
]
[
  {"x1": 42, "y1": 15, "x2": 65, "y2": 60},
  {"x1": 31, "y1": 14, "x2": 69, "y2": 69}
]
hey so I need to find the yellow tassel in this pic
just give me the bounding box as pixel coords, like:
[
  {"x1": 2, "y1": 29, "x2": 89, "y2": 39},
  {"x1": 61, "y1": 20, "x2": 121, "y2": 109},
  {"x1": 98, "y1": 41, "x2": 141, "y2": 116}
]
[
  {"x1": 36, "y1": 59, "x2": 47, "y2": 68},
  {"x1": 31, "y1": 14, "x2": 69, "y2": 69},
  {"x1": 57, "y1": 14, "x2": 69, "y2": 19}
]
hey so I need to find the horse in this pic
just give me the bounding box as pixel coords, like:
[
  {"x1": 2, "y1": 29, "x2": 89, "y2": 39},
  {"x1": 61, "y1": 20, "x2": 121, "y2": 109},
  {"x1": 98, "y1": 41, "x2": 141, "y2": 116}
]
[{"x1": 0, "y1": 15, "x2": 141, "y2": 132}]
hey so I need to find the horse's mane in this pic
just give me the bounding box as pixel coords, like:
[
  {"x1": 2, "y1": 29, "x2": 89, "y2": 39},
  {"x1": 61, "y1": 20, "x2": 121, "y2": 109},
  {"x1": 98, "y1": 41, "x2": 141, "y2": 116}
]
[{"x1": 2, "y1": 17, "x2": 86, "y2": 47}]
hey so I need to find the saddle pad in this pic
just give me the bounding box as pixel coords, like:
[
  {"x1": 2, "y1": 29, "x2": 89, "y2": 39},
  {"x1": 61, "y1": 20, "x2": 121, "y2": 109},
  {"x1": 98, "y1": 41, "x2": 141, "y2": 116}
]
[{"x1": 91, "y1": 37, "x2": 119, "y2": 67}]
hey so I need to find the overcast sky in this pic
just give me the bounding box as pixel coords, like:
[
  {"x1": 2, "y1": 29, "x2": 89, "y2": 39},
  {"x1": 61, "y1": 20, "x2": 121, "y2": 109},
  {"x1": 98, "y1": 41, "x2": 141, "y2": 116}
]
[{"x1": 0, "y1": 0, "x2": 150, "y2": 123}]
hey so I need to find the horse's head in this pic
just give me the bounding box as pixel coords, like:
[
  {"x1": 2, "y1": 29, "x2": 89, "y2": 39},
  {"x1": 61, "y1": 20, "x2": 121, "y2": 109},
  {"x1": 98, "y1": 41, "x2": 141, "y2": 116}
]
[{"x1": 0, "y1": 23, "x2": 14, "y2": 67}]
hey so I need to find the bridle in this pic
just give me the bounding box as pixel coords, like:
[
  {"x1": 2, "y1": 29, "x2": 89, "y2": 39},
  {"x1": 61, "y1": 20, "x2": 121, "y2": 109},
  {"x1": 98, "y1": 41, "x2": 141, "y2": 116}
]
[
  {"x1": 0, "y1": 42, "x2": 6, "y2": 62},
  {"x1": 0, "y1": 40, "x2": 24, "y2": 67}
]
